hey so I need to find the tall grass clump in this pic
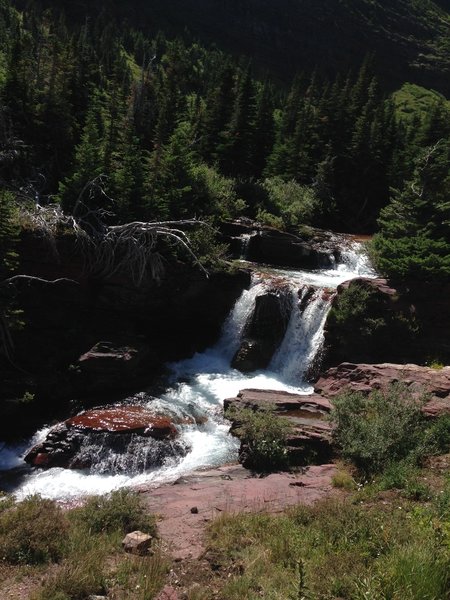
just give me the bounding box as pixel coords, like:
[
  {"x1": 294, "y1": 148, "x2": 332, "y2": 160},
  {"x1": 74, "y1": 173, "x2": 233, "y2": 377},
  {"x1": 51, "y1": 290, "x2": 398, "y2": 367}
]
[
  {"x1": 70, "y1": 488, "x2": 156, "y2": 536},
  {"x1": 0, "y1": 495, "x2": 68, "y2": 565}
]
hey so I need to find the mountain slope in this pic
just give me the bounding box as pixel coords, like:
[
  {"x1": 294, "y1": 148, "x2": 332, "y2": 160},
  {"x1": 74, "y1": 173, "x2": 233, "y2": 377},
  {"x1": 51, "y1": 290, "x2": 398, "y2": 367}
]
[{"x1": 25, "y1": 0, "x2": 450, "y2": 94}]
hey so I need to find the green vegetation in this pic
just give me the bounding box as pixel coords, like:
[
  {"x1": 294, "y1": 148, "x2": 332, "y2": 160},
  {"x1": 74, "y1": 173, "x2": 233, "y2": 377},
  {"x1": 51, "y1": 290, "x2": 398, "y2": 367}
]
[
  {"x1": 225, "y1": 406, "x2": 291, "y2": 471},
  {"x1": 0, "y1": 191, "x2": 19, "y2": 278},
  {"x1": 0, "y1": 0, "x2": 448, "y2": 239},
  {"x1": 0, "y1": 495, "x2": 68, "y2": 565},
  {"x1": 70, "y1": 488, "x2": 156, "y2": 536},
  {"x1": 392, "y1": 83, "x2": 450, "y2": 123},
  {"x1": 203, "y1": 490, "x2": 450, "y2": 600},
  {"x1": 0, "y1": 0, "x2": 447, "y2": 296},
  {"x1": 372, "y1": 141, "x2": 450, "y2": 283},
  {"x1": 325, "y1": 279, "x2": 418, "y2": 364},
  {"x1": 0, "y1": 490, "x2": 167, "y2": 600},
  {"x1": 331, "y1": 384, "x2": 450, "y2": 477}
]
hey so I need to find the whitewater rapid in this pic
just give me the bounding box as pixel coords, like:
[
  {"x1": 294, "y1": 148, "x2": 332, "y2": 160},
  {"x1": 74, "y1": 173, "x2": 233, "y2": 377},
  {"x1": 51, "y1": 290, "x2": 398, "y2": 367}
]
[{"x1": 0, "y1": 241, "x2": 376, "y2": 500}]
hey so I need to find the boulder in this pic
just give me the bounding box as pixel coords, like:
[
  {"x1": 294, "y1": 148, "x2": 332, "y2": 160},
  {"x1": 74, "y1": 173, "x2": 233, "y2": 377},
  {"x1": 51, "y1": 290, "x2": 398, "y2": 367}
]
[
  {"x1": 78, "y1": 341, "x2": 146, "y2": 374},
  {"x1": 245, "y1": 229, "x2": 334, "y2": 269},
  {"x1": 232, "y1": 289, "x2": 292, "y2": 372},
  {"x1": 323, "y1": 277, "x2": 450, "y2": 369},
  {"x1": 315, "y1": 362, "x2": 450, "y2": 417},
  {"x1": 225, "y1": 389, "x2": 333, "y2": 467},
  {"x1": 25, "y1": 406, "x2": 189, "y2": 471},
  {"x1": 122, "y1": 531, "x2": 153, "y2": 555}
]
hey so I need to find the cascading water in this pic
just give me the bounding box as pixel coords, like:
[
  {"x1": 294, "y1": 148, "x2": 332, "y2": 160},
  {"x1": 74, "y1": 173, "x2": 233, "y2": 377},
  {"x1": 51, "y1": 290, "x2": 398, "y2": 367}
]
[{"x1": 0, "y1": 240, "x2": 376, "y2": 500}]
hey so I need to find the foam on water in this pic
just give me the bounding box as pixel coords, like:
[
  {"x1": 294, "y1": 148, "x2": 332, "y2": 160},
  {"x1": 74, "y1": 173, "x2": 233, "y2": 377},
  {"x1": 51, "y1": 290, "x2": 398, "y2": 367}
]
[{"x1": 0, "y1": 241, "x2": 376, "y2": 500}]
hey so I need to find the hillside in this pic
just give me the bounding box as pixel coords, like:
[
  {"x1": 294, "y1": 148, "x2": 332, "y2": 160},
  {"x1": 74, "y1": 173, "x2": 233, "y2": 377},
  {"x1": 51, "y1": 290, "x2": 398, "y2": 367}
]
[{"x1": 21, "y1": 0, "x2": 450, "y2": 94}]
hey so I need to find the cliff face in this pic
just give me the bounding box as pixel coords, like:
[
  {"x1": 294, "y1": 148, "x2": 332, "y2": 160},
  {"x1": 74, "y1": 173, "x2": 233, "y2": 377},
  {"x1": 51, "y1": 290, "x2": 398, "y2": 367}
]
[{"x1": 24, "y1": 0, "x2": 450, "y2": 94}]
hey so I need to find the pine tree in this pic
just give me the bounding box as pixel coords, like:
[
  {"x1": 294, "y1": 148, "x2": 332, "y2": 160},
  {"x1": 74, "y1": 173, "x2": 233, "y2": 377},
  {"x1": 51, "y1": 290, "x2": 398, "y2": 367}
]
[
  {"x1": 373, "y1": 141, "x2": 450, "y2": 282},
  {"x1": 58, "y1": 91, "x2": 106, "y2": 215}
]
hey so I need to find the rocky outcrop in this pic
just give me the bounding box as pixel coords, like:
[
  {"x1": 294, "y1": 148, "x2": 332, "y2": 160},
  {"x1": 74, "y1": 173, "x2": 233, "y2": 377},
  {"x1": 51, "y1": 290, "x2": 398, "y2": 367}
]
[
  {"x1": 323, "y1": 277, "x2": 450, "y2": 369},
  {"x1": 76, "y1": 340, "x2": 151, "y2": 393},
  {"x1": 315, "y1": 362, "x2": 450, "y2": 417},
  {"x1": 225, "y1": 361, "x2": 450, "y2": 470},
  {"x1": 220, "y1": 220, "x2": 351, "y2": 268},
  {"x1": 232, "y1": 288, "x2": 292, "y2": 372},
  {"x1": 25, "y1": 406, "x2": 189, "y2": 471},
  {"x1": 225, "y1": 389, "x2": 333, "y2": 466}
]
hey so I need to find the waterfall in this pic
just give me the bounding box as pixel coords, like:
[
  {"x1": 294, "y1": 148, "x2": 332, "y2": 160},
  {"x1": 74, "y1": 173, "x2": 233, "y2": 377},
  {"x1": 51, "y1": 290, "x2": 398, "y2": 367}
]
[
  {"x1": 0, "y1": 240, "x2": 376, "y2": 500},
  {"x1": 72, "y1": 432, "x2": 188, "y2": 475},
  {"x1": 239, "y1": 232, "x2": 254, "y2": 260},
  {"x1": 270, "y1": 287, "x2": 333, "y2": 384}
]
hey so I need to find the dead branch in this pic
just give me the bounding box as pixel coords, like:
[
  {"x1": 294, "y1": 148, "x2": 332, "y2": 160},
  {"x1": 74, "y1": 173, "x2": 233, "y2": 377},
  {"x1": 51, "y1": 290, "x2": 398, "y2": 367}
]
[{"x1": 17, "y1": 192, "x2": 211, "y2": 285}]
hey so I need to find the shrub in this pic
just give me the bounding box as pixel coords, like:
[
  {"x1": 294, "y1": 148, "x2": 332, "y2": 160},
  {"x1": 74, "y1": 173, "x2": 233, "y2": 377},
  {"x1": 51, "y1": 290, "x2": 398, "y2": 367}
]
[
  {"x1": 0, "y1": 495, "x2": 68, "y2": 565},
  {"x1": 260, "y1": 177, "x2": 320, "y2": 228},
  {"x1": 71, "y1": 489, "x2": 155, "y2": 536},
  {"x1": 331, "y1": 384, "x2": 427, "y2": 477},
  {"x1": 226, "y1": 406, "x2": 291, "y2": 471}
]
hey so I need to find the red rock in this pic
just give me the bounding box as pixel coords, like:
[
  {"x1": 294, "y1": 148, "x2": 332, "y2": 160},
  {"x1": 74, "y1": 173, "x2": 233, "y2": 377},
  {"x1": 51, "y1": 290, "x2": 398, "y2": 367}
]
[
  {"x1": 66, "y1": 406, "x2": 177, "y2": 438},
  {"x1": 224, "y1": 388, "x2": 332, "y2": 414},
  {"x1": 225, "y1": 389, "x2": 333, "y2": 467},
  {"x1": 24, "y1": 406, "x2": 188, "y2": 470},
  {"x1": 33, "y1": 453, "x2": 50, "y2": 466},
  {"x1": 315, "y1": 362, "x2": 450, "y2": 417}
]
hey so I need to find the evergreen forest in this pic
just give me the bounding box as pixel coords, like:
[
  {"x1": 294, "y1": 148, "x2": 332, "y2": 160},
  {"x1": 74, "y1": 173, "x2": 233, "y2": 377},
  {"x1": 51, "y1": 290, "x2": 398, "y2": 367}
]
[{"x1": 1, "y1": 0, "x2": 450, "y2": 282}]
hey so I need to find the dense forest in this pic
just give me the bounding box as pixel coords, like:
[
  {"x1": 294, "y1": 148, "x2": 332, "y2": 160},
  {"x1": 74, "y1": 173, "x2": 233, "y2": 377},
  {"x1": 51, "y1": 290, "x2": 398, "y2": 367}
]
[{"x1": 0, "y1": 0, "x2": 450, "y2": 283}]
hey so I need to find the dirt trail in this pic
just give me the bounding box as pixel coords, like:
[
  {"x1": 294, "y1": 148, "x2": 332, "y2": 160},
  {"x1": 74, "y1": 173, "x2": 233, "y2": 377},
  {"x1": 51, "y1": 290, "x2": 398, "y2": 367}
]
[{"x1": 137, "y1": 463, "x2": 338, "y2": 560}]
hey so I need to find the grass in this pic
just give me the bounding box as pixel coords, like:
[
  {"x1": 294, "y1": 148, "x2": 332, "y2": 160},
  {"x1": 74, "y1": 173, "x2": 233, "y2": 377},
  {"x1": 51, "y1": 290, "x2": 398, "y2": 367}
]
[
  {"x1": 392, "y1": 82, "x2": 450, "y2": 123},
  {"x1": 203, "y1": 489, "x2": 450, "y2": 600},
  {"x1": 0, "y1": 489, "x2": 167, "y2": 600}
]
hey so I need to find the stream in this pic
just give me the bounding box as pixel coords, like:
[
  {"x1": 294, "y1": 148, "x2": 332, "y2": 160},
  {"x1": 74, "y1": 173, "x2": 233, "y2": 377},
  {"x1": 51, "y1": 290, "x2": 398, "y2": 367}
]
[{"x1": 0, "y1": 241, "x2": 376, "y2": 500}]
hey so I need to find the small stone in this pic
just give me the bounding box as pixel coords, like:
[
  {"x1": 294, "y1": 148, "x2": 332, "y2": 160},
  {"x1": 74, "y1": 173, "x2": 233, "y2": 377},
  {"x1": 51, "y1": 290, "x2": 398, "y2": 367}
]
[
  {"x1": 190, "y1": 506, "x2": 199, "y2": 514},
  {"x1": 122, "y1": 531, "x2": 153, "y2": 555}
]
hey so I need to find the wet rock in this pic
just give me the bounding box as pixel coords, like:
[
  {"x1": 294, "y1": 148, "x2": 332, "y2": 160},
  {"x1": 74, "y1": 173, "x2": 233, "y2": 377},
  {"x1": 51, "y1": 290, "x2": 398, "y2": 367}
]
[
  {"x1": 298, "y1": 285, "x2": 317, "y2": 313},
  {"x1": 25, "y1": 406, "x2": 189, "y2": 471},
  {"x1": 246, "y1": 229, "x2": 334, "y2": 269},
  {"x1": 66, "y1": 406, "x2": 178, "y2": 437},
  {"x1": 122, "y1": 531, "x2": 153, "y2": 555},
  {"x1": 232, "y1": 289, "x2": 291, "y2": 372},
  {"x1": 315, "y1": 362, "x2": 450, "y2": 417},
  {"x1": 225, "y1": 389, "x2": 333, "y2": 467}
]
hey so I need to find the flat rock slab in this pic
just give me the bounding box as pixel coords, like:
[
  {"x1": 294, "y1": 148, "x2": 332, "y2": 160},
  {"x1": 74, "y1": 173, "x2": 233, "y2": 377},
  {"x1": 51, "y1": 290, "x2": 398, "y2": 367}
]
[
  {"x1": 225, "y1": 389, "x2": 333, "y2": 465},
  {"x1": 138, "y1": 463, "x2": 337, "y2": 560},
  {"x1": 224, "y1": 388, "x2": 332, "y2": 414},
  {"x1": 66, "y1": 406, "x2": 177, "y2": 437},
  {"x1": 315, "y1": 362, "x2": 450, "y2": 417}
]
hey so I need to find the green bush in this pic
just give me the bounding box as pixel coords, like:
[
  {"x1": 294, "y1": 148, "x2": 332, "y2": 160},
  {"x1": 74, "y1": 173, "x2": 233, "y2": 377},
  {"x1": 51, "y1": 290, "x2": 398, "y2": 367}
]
[
  {"x1": 260, "y1": 177, "x2": 320, "y2": 228},
  {"x1": 71, "y1": 489, "x2": 155, "y2": 536},
  {"x1": 226, "y1": 406, "x2": 291, "y2": 471},
  {"x1": 0, "y1": 495, "x2": 68, "y2": 565},
  {"x1": 331, "y1": 385, "x2": 427, "y2": 477}
]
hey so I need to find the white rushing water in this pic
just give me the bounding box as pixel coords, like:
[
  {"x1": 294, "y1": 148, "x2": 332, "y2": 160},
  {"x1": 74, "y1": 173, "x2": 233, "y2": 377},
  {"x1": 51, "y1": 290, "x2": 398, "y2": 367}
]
[{"x1": 0, "y1": 241, "x2": 376, "y2": 500}]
